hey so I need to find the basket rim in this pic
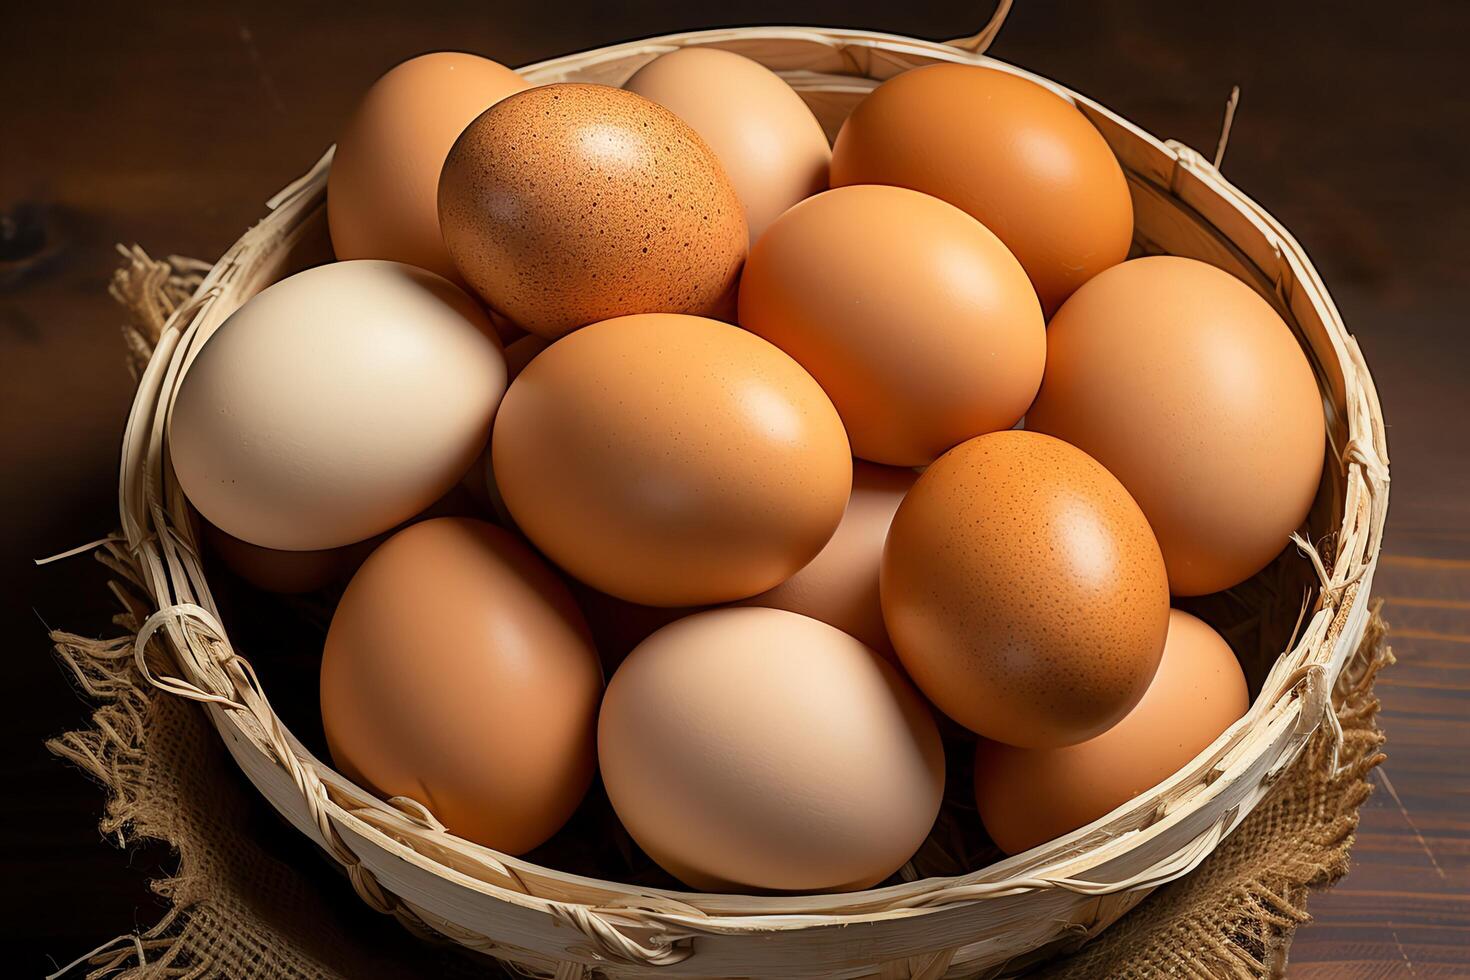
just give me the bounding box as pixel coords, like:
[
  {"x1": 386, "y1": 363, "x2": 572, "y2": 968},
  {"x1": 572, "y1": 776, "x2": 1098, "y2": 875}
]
[{"x1": 112, "y1": 22, "x2": 1390, "y2": 952}]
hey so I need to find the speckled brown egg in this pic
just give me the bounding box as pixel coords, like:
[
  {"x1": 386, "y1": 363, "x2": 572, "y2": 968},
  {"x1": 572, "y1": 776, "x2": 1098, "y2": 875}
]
[
  {"x1": 438, "y1": 83, "x2": 747, "y2": 339},
  {"x1": 881, "y1": 430, "x2": 1170, "y2": 748}
]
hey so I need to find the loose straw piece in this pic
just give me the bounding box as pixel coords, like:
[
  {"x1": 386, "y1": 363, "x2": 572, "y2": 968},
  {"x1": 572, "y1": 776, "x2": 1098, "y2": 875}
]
[
  {"x1": 35, "y1": 534, "x2": 129, "y2": 566},
  {"x1": 947, "y1": 0, "x2": 1014, "y2": 54},
  {"x1": 1214, "y1": 85, "x2": 1241, "y2": 169}
]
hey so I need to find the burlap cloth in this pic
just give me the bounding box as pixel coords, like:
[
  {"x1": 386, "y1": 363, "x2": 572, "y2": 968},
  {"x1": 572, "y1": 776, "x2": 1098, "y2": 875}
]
[{"x1": 43, "y1": 253, "x2": 1393, "y2": 979}]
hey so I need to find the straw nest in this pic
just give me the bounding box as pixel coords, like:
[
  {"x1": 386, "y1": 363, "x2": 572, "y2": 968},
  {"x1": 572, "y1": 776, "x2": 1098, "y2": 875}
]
[{"x1": 109, "y1": 14, "x2": 1389, "y2": 979}]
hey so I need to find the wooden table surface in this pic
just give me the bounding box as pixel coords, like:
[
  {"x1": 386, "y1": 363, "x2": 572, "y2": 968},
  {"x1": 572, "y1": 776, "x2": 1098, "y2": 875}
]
[{"x1": 4, "y1": 1, "x2": 1466, "y2": 976}]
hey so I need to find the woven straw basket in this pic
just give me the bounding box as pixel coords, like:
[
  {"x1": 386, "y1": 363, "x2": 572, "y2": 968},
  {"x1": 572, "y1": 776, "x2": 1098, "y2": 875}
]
[{"x1": 115, "y1": 15, "x2": 1390, "y2": 980}]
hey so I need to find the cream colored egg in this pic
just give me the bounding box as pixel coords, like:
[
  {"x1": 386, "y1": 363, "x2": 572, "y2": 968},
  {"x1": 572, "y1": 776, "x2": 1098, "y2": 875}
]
[{"x1": 170, "y1": 260, "x2": 506, "y2": 551}]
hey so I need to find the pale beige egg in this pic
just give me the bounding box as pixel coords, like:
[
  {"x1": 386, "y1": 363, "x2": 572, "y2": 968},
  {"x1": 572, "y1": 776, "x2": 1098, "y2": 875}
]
[
  {"x1": 739, "y1": 461, "x2": 915, "y2": 659},
  {"x1": 598, "y1": 607, "x2": 944, "y2": 892},
  {"x1": 169, "y1": 260, "x2": 506, "y2": 551}
]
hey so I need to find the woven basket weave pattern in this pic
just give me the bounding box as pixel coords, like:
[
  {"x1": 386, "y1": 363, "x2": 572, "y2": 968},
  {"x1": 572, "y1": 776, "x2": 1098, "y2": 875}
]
[{"x1": 113, "y1": 25, "x2": 1389, "y2": 979}]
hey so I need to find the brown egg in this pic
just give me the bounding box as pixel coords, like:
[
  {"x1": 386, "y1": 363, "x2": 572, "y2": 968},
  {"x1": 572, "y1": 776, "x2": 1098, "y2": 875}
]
[
  {"x1": 975, "y1": 609, "x2": 1249, "y2": 854},
  {"x1": 831, "y1": 64, "x2": 1132, "y2": 314},
  {"x1": 738, "y1": 185, "x2": 1044, "y2": 465},
  {"x1": 1025, "y1": 256, "x2": 1326, "y2": 596},
  {"x1": 738, "y1": 461, "x2": 915, "y2": 659},
  {"x1": 320, "y1": 518, "x2": 602, "y2": 854},
  {"x1": 624, "y1": 47, "x2": 830, "y2": 245},
  {"x1": 493, "y1": 314, "x2": 851, "y2": 606},
  {"x1": 599, "y1": 607, "x2": 944, "y2": 892},
  {"x1": 439, "y1": 84, "x2": 747, "y2": 339},
  {"x1": 881, "y1": 430, "x2": 1170, "y2": 748},
  {"x1": 328, "y1": 53, "x2": 528, "y2": 282}
]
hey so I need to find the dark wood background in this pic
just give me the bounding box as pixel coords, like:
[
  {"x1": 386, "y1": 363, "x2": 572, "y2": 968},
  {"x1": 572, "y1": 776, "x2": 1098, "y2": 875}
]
[{"x1": 4, "y1": 1, "x2": 1466, "y2": 976}]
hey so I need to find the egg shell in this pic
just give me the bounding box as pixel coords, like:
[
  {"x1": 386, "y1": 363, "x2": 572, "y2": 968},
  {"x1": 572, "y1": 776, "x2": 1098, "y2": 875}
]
[
  {"x1": 881, "y1": 430, "x2": 1171, "y2": 748},
  {"x1": 975, "y1": 609, "x2": 1249, "y2": 854},
  {"x1": 598, "y1": 607, "x2": 944, "y2": 892},
  {"x1": 439, "y1": 84, "x2": 747, "y2": 339},
  {"x1": 328, "y1": 52, "x2": 528, "y2": 282},
  {"x1": 1025, "y1": 256, "x2": 1326, "y2": 596},
  {"x1": 493, "y1": 313, "x2": 851, "y2": 606},
  {"x1": 624, "y1": 46, "x2": 830, "y2": 245},
  {"x1": 169, "y1": 261, "x2": 506, "y2": 552},
  {"x1": 831, "y1": 63, "x2": 1133, "y2": 315},
  {"x1": 737, "y1": 461, "x2": 915, "y2": 659},
  {"x1": 738, "y1": 184, "x2": 1044, "y2": 466},
  {"x1": 320, "y1": 517, "x2": 603, "y2": 854}
]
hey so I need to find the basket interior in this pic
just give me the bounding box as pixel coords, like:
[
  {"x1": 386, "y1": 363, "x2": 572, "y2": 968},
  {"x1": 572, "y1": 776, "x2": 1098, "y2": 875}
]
[{"x1": 194, "y1": 62, "x2": 1337, "y2": 897}]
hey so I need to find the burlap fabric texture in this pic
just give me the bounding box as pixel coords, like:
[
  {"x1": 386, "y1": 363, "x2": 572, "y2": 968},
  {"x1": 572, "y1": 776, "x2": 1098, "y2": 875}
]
[{"x1": 43, "y1": 250, "x2": 1393, "y2": 980}]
